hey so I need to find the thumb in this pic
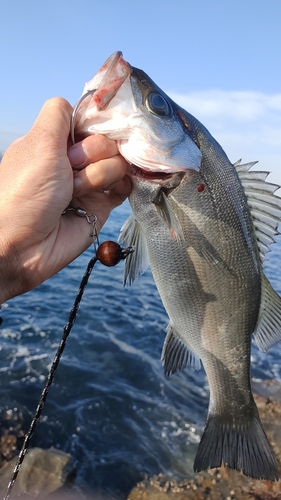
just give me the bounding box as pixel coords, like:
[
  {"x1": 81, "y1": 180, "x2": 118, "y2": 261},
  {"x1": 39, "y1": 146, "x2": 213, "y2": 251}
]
[{"x1": 29, "y1": 97, "x2": 73, "y2": 153}]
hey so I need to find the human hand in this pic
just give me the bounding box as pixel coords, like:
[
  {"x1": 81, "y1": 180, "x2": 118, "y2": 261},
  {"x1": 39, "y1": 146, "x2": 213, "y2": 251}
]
[{"x1": 0, "y1": 97, "x2": 131, "y2": 303}]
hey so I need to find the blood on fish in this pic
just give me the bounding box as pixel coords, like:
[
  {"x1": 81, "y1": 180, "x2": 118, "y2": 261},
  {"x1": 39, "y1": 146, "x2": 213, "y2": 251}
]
[
  {"x1": 197, "y1": 183, "x2": 205, "y2": 193},
  {"x1": 94, "y1": 88, "x2": 108, "y2": 106}
]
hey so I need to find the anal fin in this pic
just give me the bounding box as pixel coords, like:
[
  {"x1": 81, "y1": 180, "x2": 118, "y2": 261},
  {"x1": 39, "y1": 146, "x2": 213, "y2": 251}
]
[{"x1": 161, "y1": 325, "x2": 201, "y2": 375}]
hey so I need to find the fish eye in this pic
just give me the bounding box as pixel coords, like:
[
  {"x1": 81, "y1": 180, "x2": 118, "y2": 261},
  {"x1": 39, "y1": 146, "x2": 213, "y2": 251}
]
[{"x1": 146, "y1": 92, "x2": 171, "y2": 117}]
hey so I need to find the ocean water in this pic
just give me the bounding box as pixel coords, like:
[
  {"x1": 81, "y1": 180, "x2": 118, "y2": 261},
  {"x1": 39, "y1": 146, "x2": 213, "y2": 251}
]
[{"x1": 1, "y1": 200, "x2": 281, "y2": 498}]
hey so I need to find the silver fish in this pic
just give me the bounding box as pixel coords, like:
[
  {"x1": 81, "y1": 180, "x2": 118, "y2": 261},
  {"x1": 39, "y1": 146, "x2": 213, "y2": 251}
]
[{"x1": 73, "y1": 52, "x2": 281, "y2": 480}]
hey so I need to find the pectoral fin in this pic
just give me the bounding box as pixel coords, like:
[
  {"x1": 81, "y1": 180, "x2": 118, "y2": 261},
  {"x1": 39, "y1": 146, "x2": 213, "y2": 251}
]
[
  {"x1": 153, "y1": 190, "x2": 184, "y2": 241},
  {"x1": 118, "y1": 214, "x2": 150, "y2": 285}
]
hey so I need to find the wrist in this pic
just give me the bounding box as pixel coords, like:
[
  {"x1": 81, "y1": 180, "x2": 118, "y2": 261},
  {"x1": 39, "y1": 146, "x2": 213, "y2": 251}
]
[{"x1": 0, "y1": 236, "x2": 24, "y2": 303}]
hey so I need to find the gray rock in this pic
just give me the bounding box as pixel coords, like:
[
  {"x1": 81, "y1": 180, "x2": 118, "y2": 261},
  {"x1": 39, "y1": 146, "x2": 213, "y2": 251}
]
[{"x1": 0, "y1": 447, "x2": 74, "y2": 498}]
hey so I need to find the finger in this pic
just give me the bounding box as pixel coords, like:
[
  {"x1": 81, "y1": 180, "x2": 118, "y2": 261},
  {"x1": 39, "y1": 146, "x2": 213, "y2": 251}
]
[
  {"x1": 68, "y1": 135, "x2": 120, "y2": 168},
  {"x1": 105, "y1": 176, "x2": 132, "y2": 202},
  {"x1": 72, "y1": 155, "x2": 129, "y2": 196}
]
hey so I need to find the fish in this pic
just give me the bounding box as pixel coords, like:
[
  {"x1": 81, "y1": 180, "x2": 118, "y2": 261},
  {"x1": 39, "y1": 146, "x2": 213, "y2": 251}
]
[{"x1": 73, "y1": 51, "x2": 281, "y2": 481}]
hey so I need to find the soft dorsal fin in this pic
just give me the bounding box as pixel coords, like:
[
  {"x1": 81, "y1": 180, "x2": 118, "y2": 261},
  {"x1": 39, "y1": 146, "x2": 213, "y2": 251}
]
[
  {"x1": 118, "y1": 214, "x2": 150, "y2": 285},
  {"x1": 254, "y1": 272, "x2": 281, "y2": 351},
  {"x1": 235, "y1": 159, "x2": 281, "y2": 264}
]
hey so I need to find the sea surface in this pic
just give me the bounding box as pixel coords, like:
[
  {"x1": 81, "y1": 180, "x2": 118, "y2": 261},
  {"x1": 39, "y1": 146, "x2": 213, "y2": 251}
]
[{"x1": 1, "y1": 200, "x2": 281, "y2": 498}]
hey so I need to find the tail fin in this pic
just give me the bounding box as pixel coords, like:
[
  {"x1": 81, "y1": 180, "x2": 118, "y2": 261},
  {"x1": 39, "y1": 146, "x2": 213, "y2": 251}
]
[{"x1": 194, "y1": 407, "x2": 279, "y2": 481}]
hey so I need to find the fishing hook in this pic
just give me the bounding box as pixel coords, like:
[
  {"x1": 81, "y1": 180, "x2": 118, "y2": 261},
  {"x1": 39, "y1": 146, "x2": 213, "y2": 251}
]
[{"x1": 70, "y1": 89, "x2": 97, "y2": 144}]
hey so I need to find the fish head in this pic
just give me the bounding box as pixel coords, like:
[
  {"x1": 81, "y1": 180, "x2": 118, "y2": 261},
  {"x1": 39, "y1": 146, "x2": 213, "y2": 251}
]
[{"x1": 73, "y1": 51, "x2": 202, "y2": 174}]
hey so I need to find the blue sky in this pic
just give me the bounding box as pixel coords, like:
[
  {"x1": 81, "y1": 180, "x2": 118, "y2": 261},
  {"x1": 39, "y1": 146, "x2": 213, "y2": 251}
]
[{"x1": 1, "y1": 0, "x2": 281, "y2": 183}]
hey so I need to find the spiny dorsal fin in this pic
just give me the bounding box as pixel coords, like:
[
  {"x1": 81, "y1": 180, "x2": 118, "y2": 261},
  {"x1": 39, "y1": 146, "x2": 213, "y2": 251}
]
[
  {"x1": 235, "y1": 160, "x2": 281, "y2": 264},
  {"x1": 118, "y1": 214, "x2": 150, "y2": 285}
]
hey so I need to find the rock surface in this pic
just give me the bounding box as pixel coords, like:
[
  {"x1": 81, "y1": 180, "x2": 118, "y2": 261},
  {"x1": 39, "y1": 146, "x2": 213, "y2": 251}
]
[
  {"x1": 0, "y1": 447, "x2": 74, "y2": 498},
  {"x1": 128, "y1": 382, "x2": 281, "y2": 500}
]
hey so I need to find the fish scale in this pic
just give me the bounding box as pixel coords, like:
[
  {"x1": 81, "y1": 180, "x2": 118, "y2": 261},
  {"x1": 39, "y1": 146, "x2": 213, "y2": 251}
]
[{"x1": 74, "y1": 51, "x2": 281, "y2": 481}]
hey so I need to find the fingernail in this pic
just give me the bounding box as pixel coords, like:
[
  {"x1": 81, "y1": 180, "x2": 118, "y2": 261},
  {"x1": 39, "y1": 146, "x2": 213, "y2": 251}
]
[{"x1": 68, "y1": 143, "x2": 87, "y2": 167}]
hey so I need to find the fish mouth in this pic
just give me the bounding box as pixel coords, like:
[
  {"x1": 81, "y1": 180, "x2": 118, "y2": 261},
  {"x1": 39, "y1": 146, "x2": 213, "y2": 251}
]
[
  {"x1": 72, "y1": 51, "x2": 131, "y2": 142},
  {"x1": 127, "y1": 164, "x2": 183, "y2": 183},
  {"x1": 83, "y1": 51, "x2": 130, "y2": 111}
]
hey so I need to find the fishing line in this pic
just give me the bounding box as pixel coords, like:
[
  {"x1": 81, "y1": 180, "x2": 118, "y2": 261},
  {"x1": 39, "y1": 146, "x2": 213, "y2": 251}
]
[{"x1": 3, "y1": 207, "x2": 133, "y2": 500}]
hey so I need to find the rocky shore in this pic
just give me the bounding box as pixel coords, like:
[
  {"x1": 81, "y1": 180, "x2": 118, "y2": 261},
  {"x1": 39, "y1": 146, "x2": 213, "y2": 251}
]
[
  {"x1": 129, "y1": 380, "x2": 281, "y2": 500},
  {"x1": 0, "y1": 380, "x2": 280, "y2": 499}
]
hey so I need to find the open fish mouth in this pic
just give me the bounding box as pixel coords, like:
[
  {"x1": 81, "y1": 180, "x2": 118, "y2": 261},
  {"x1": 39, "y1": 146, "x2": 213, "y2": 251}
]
[
  {"x1": 128, "y1": 164, "x2": 180, "y2": 182},
  {"x1": 71, "y1": 51, "x2": 131, "y2": 144},
  {"x1": 82, "y1": 51, "x2": 130, "y2": 110}
]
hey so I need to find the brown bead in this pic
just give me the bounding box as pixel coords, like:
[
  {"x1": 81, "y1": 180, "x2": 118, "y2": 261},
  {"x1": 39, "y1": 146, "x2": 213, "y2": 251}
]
[{"x1": 96, "y1": 241, "x2": 122, "y2": 267}]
